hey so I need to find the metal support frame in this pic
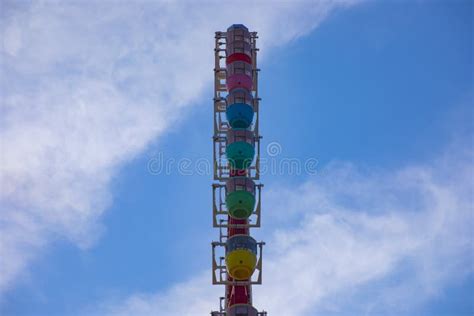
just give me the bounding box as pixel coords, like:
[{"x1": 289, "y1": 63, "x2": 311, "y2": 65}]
[
  {"x1": 212, "y1": 29, "x2": 265, "y2": 316},
  {"x1": 213, "y1": 31, "x2": 261, "y2": 182},
  {"x1": 213, "y1": 132, "x2": 261, "y2": 181},
  {"x1": 211, "y1": 312, "x2": 267, "y2": 316},
  {"x1": 212, "y1": 183, "x2": 263, "y2": 228},
  {"x1": 210, "y1": 294, "x2": 268, "y2": 316},
  {"x1": 210, "y1": 297, "x2": 267, "y2": 316},
  {"x1": 211, "y1": 240, "x2": 265, "y2": 286}
]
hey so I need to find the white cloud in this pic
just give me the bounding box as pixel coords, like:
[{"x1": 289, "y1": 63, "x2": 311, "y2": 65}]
[
  {"x1": 99, "y1": 146, "x2": 473, "y2": 315},
  {"x1": 0, "y1": 0, "x2": 361, "y2": 297},
  {"x1": 94, "y1": 272, "x2": 220, "y2": 316},
  {"x1": 256, "y1": 149, "x2": 473, "y2": 315}
]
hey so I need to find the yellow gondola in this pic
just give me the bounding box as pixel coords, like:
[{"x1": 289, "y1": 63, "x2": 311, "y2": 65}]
[{"x1": 225, "y1": 235, "x2": 257, "y2": 280}]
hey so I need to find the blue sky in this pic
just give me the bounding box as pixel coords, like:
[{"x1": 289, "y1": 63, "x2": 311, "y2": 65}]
[{"x1": 0, "y1": 1, "x2": 472, "y2": 315}]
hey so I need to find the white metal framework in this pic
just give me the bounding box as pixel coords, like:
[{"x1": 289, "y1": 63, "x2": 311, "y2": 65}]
[
  {"x1": 213, "y1": 31, "x2": 261, "y2": 181},
  {"x1": 211, "y1": 28, "x2": 266, "y2": 316},
  {"x1": 212, "y1": 183, "x2": 263, "y2": 228},
  {"x1": 211, "y1": 237, "x2": 265, "y2": 286}
]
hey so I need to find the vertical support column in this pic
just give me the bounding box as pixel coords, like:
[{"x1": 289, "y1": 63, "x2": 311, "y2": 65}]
[{"x1": 212, "y1": 25, "x2": 266, "y2": 316}]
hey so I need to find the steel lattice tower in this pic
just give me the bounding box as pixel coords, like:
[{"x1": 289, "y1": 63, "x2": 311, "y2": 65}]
[{"x1": 211, "y1": 25, "x2": 266, "y2": 316}]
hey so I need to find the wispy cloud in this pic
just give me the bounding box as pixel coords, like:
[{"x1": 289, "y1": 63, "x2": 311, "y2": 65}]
[
  {"x1": 98, "y1": 145, "x2": 473, "y2": 315},
  {"x1": 0, "y1": 0, "x2": 360, "y2": 297},
  {"x1": 257, "y1": 145, "x2": 473, "y2": 315}
]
